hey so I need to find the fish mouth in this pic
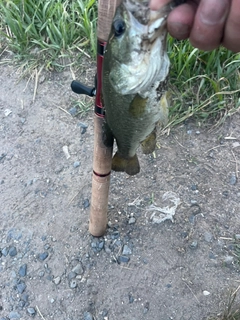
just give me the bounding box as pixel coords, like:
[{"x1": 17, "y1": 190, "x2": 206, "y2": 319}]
[
  {"x1": 109, "y1": 0, "x2": 171, "y2": 96},
  {"x1": 124, "y1": 0, "x2": 169, "y2": 41}
]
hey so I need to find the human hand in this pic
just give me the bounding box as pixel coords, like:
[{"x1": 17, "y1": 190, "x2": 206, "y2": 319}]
[{"x1": 150, "y1": 0, "x2": 240, "y2": 52}]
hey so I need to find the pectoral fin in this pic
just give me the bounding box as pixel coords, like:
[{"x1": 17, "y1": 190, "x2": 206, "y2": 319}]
[
  {"x1": 129, "y1": 94, "x2": 148, "y2": 118},
  {"x1": 102, "y1": 121, "x2": 114, "y2": 147},
  {"x1": 112, "y1": 152, "x2": 140, "y2": 175}
]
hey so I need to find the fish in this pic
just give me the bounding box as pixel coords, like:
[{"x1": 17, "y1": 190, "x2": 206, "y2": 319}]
[{"x1": 102, "y1": 0, "x2": 185, "y2": 175}]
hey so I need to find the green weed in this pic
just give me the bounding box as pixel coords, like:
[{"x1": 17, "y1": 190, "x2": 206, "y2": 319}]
[
  {"x1": 0, "y1": 0, "x2": 97, "y2": 70},
  {"x1": 168, "y1": 38, "x2": 240, "y2": 127},
  {"x1": 208, "y1": 288, "x2": 240, "y2": 320}
]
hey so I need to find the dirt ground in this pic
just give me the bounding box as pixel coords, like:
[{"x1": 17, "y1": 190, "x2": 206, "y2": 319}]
[{"x1": 0, "y1": 62, "x2": 240, "y2": 320}]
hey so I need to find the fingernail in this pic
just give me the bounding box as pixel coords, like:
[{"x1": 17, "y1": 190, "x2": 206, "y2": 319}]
[{"x1": 200, "y1": 0, "x2": 229, "y2": 25}]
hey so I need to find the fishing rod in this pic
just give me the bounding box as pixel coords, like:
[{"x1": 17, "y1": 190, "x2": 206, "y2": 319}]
[{"x1": 71, "y1": 0, "x2": 121, "y2": 236}]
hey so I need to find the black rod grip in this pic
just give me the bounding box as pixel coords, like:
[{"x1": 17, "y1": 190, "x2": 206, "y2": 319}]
[{"x1": 71, "y1": 80, "x2": 96, "y2": 97}]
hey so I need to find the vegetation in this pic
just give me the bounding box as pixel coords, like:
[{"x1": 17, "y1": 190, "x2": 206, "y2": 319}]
[
  {"x1": 0, "y1": 0, "x2": 239, "y2": 124},
  {"x1": 0, "y1": 0, "x2": 97, "y2": 71},
  {"x1": 208, "y1": 288, "x2": 240, "y2": 320},
  {"x1": 168, "y1": 38, "x2": 240, "y2": 127}
]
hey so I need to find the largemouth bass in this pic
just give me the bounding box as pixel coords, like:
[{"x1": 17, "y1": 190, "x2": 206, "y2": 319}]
[{"x1": 102, "y1": 0, "x2": 184, "y2": 175}]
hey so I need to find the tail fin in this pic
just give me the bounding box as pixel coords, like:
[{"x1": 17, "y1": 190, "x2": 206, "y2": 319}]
[{"x1": 112, "y1": 152, "x2": 140, "y2": 175}]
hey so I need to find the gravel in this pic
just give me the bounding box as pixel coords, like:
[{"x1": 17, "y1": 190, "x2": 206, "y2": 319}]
[
  {"x1": 16, "y1": 282, "x2": 26, "y2": 294},
  {"x1": 128, "y1": 217, "x2": 136, "y2": 224},
  {"x1": 18, "y1": 264, "x2": 27, "y2": 277},
  {"x1": 189, "y1": 240, "x2": 198, "y2": 249},
  {"x1": 69, "y1": 279, "x2": 77, "y2": 289},
  {"x1": 53, "y1": 276, "x2": 61, "y2": 285},
  {"x1": 122, "y1": 245, "x2": 132, "y2": 255},
  {"x1": 83, "y1": 312, "x2": 93, "y2": 320},
  {"x1": 118, "y1": 256, "x2": 130, "y2": 263},
  {"x1": 9, "y1": 247, "x2": 17, "y2": 257},
  {"x1": 72, "y1": 263, "x2": 84, "y2": 275},
  {"x1": 38, "y1": 252, "x2": 49, "y2": 261},
  {"x1": 27, "y1": 307, "x2": 36, "y2": 317},
  {"x1": 9, "y1": 311, "x2": 21, "y2": 319}
]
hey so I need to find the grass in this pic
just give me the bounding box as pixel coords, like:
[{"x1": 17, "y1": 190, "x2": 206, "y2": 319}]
[
  {"x1": 208, "y1": 287, "x2": 240, "y2": 320},
  {"x1": 167, "y1": 38, "x2": 240, "y2": 127},
  {"x1": 0, "y1": 0, "x2": 97, "y2": 71},
  {"x1": 0, "y1": 0, "x2": 239, "y2": 123}
]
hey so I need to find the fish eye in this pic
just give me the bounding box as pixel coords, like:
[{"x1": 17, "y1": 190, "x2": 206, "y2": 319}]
[{"x1": 113, "y1": 19, "x2": 125, "y2": 37}]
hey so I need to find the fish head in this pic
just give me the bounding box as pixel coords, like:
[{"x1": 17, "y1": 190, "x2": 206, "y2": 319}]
[{"x1": 105, "y1": 0, "x2": 172, "y2": 96}]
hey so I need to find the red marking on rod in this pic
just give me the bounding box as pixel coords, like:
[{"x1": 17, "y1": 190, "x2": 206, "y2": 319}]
[
  {"x1": 95, "y1": 40, "x2": 107, "y2": 118},
  {"x1": 93, "y1": 170, "x2": 111, "y2": 178}
]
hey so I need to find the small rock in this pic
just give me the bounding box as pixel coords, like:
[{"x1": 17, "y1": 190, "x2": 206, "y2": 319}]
[
  {"x1": 72, "y1": 263, "x2": 84, "y2": 275},
  {"x1": 128, "y1": 293, "x2": 134, "y2": 304},
  {"x1": 38, "y1": 252, "x2": 48, "y2": 261},
  {"x1": 118, "y1": 256, "x2": 130, "y2": 263},
  {"x1": 203, "y1": 290, "x2": 211, "y2": 296},
  {"x1": 111, "y1": 231, "x2": 120, "y2": 239},
  {"x1": 9, "y1": 246, "x2": 17, "y2": 257},
  {"x1": 9, "y1": 311, "x2": 21, "y2": 319},
  {"x1": 44, "y1": 243, "x2": 51, "y2": 250},
  {"x1": 73, "y1": 161, "x2": 80, "y2": 168},
  {"x1": 2, "y1": 247, "x2": 9, "y2": 256},
  {"x1": 53, "y1": 276, "x2": 61, "y2": 285},
  {"x1": 189, "y1": 240, "x2": 198, "y2": 249},
  {"x1": 46, "y1": 275, "x2": 53, "y2": 281},
  {"x1": 62, "y1": 145, "x2": 71, "y2": 159},
  {"x1": 232, "y1": 142, "x2": 240, "y2": 148},
  {"x1": 229, "y1": 173, "x2": 237, "y2": 185},
  {"x1": 204, "y1": 232, "x2": 213, "y2": 243},
  {"x1": 122, "y1": 245, "x2": 132, "y2": 255},
  {"x1": 18, "y1": 264, "x2": 27, "y2": 277},
  {"x1": 17, "y1": 282, "x2": 26, "y2": 294},
  {"x1": 99, "y1": 241, "x2": 105, "y2": 250},
  {"x1": 83, "y1": 199, "x2": 90, "y2": 209},
  {"x1": 18, "y1": 300, "x2": 25, "y2": 309},
  {"x1": 69, "y1": 279, "x2": 77, "y2": 289},
  {"x1": 38, "y1": 271, "x2": 45, "y2": 277},
  {"x1": 143, "y1": 302, "x2": 150, "y2": 314},
  {"x1": 128, "y1": 217, "x2": 136, "y2": 225},
  {"x1": 222, "y1": 190, "x2": 229, "y2": 197},
  {"x1": 235, "y1": 234, "x2": 240, "y2": 240},
  {"x1": 78, "y1": 122, "x2": 88, "y2": 135},
  {"x1": 209, "y1": 252, "x2": 216, "y2": 259},
  {"x1": 4, "y1": 109, "x2": 12, "y2": 117},
  {"x1": 101, "y1": 309, "x2": 108, "y2": 317},
  {"x1": 27, "y1": 307, "x2": 36, "y2": 317},
  {"x1": 22, "y1": 293, "x2": 29, "y2": 302},
  {"x1": 224, "y1": 255, "x2": 234, "y2": 265},
  {"x1": 191, "y1": 185, "x2": 198, "y2": 191},
  {"x1": 68, "y1": 271, "x2": 77, "y2": 280},
  {"x1": 83, "y1": 311, "x2": 93, "y2": 320},
  {"x1": 69, "y1": 107, "x2": 78, "y2": 116}
]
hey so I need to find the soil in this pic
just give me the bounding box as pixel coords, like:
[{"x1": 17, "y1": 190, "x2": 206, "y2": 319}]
[{"x1": 0, "y1": 62, "x2": 240, "y2": 320}]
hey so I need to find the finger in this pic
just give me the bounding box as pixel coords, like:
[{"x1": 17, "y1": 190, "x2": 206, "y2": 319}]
[
  {"x1": 167, "y1": 2, "x2": 198, "y2": 39},
  {"x1": 149, "y1": 0, "x2": 171, "y2": 10},
  {"x1": 222, "y1": 0, "x2": 240, "y2": 52},
  {"x1": 189, "y1": 0, "x2": 230, "y2": 51}
]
